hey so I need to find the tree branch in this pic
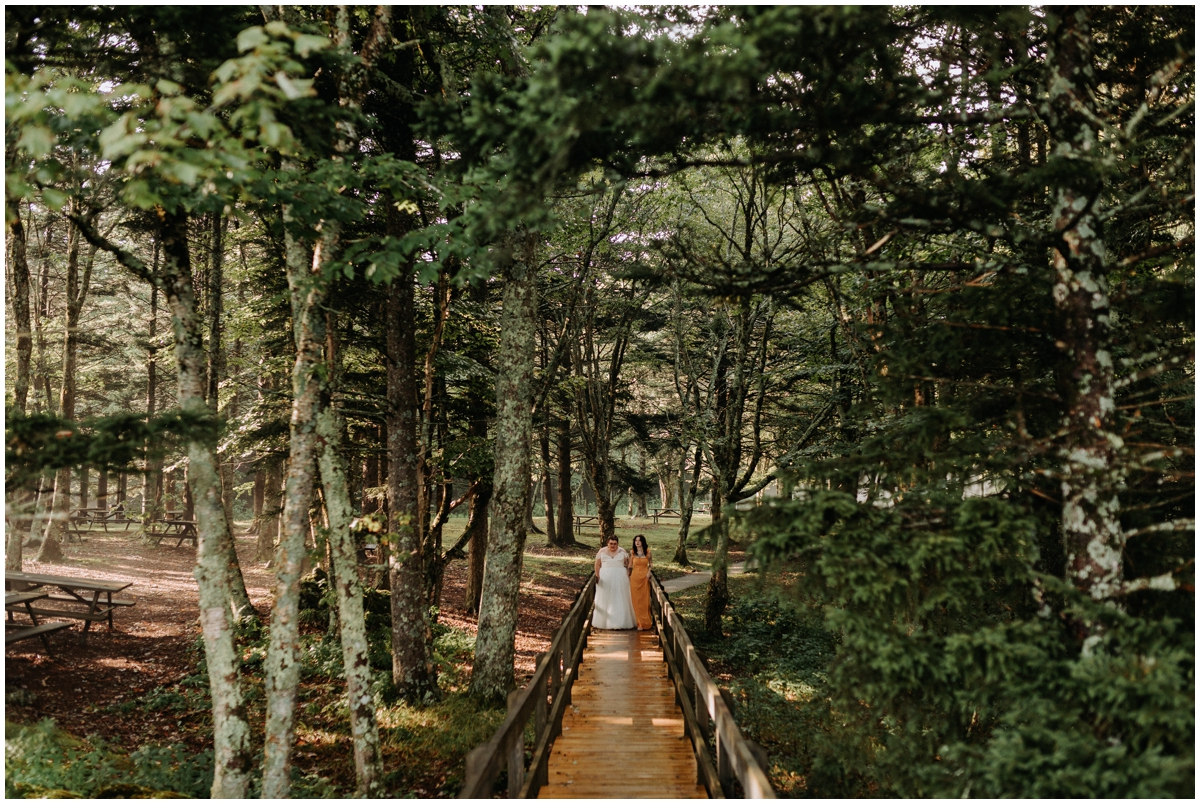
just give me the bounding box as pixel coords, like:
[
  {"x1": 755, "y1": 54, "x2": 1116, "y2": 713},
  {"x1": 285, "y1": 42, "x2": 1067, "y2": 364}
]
[
  {"x1": 66, "y1": 212, "x2": 156, "y2": 285},
  {"x1": 1124, "y1": 519, "x2": 1194, "y2": 540}
]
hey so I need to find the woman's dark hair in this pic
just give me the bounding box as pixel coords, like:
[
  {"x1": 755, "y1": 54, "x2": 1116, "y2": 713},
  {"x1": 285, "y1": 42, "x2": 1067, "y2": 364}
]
[{"x1": 632, "y1": 535, "x2": 649, "y2": 557}]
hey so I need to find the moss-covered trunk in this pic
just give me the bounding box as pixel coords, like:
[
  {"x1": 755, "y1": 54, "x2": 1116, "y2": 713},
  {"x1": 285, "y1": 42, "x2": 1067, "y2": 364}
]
[
  {"x1": 158, "y1": 210, "x2": 253, "y2": 798},
  {"x1": 262, "y1": 211, "x2": 327, "y2": 798},
  {"x1": 471, "y1": 241, "x2": 536, "y2": 702},
  {"x1": 385, "y1": 209, "x2": 440, "y2": 703},
  {"x1": 1045, "y1": 9, "x2": 1124, "y2": 611},
  {"x1": 315, "y1": 323, "x2": 383, "y2": 795}
]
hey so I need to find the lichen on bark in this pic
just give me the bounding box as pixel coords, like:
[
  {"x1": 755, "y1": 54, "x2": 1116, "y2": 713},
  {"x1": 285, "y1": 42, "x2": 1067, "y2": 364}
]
[{"x1": 470, "y1": 239, "x2": 537, "y2": 703}]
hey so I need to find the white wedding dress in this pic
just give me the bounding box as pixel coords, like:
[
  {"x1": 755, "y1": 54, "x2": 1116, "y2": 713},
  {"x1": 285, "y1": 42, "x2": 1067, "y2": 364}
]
[{"x1": 592, "y1": 546, "x2": 636, "y2": 630}]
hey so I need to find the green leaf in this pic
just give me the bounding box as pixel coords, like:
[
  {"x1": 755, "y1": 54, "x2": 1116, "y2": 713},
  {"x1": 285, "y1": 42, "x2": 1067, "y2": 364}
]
[
  {"x1": 293, "y1": 34, "x2": 329, "y2": 58},
  {"x1": 164, "y1": 159, "x2": 202, "y2": 187},
  {"x1": 99, "y1": 115, "x2": 143, "y2": 159},
  {"x1": 274, "y1": 72, "x2": 313, "y2": 101},
  {"x1": 122, "y1": 179, "x2": 162, "y2": 209},
  {"x1": 237, "y1": 26, "x2": 269, "y2": 53},
  {"x1": 16, "y1": 126, "x2": 55, "y2": 158},
  {"x1": 40, "y1": 187, "x2": 69, "y2": 210},
  {"x1": 262, "y1": 121, "x2": 290, "y2": 149}
]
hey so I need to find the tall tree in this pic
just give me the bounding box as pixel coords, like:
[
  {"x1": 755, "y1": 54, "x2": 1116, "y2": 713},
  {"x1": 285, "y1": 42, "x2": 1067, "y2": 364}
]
[
  {"x1": 470, "y1": 235, "x2": 538, "y2": 702},
  {"x1": 37, "y1": 204, "x2": 97, "y2": 562}
]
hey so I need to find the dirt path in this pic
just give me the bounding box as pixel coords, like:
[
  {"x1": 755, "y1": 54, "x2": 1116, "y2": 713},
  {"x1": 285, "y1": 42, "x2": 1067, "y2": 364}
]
[{"x1": 659, "y1": 560, "x2": 749, "y2": 593}]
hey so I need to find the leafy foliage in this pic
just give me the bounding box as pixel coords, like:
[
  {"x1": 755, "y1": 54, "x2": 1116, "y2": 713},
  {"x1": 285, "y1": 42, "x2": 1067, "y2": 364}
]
[
  {"x1": 5, "y1": 408, "x2": 217, "y2": 489},
  {"x1": 4, "y1": 719, "x2": 214, "y2": 799}
]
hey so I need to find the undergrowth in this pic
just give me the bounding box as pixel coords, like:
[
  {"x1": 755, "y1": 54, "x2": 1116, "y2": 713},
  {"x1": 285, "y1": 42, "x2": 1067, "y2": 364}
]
[
  {"x1": 671, "y1": 572, "x2": 845, "y2": 797},
  {"x1": 8, "y1": 567, "x2": 507, "y2": 798}
]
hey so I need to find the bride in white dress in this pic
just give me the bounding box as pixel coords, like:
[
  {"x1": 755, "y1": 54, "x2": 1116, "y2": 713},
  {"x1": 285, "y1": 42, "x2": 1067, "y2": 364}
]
[{"x1": 592, "y1": 535, "x2": 636, "y2": 630}]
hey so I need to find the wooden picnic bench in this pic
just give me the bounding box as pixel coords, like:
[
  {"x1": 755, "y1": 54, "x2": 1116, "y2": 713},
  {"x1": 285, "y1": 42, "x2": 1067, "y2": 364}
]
[
  {"x1": 66, "y1": 506, "x2": 132, "y2": 537},
  {"x1": 91, "y1": 505, "x2": 133, "y2": 532},
  {"x1": 60, "y1": 518, "x2": 89, "y2": 543},
  {"x1": 145, "y1": 518, "x2": 198, "y2": 547},
  {"x1": 5, "y1": 571, "x2": 134, "y2": 644},
  {"x1": 651, "y1": 507, "x2": 681, "y2": 524},
  {"x1": 573, "y1": 515, "x2": 600, "y2": 536},
  {"x1": 6, "y1": 591, "x2": 74, "y2": 654}
]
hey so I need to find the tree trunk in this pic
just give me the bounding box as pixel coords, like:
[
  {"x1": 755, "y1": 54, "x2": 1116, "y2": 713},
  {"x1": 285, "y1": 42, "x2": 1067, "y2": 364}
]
[
  {"x1": 37, "y1": 211, "x2": 93, "y2": 563},
  {"x1": 143, "y1": 273, "x2": 162, "y2": 528},
  {"x1": 8, "y1": 204, "x2": 34, "y2": 568},
  {"x1": 316, "y1": 318, "x2": 384, "y2": 796},
  {"x1": 704, "y1": 475, "x2": 729, "y2": 637},
  {"x1": 471, "y1": 239, "x2": 537, "y2": 703},
  {"x1": 556, "y1": 416, "x2": 573, "y2": 545},
  {"x1": 9, "y1": 201, "x2": 33, "y2": 412},
  {"x1": 422, "y1": 373, "x2": 453, "y2": 612},
  {"x1": 385, "y1": 221, "x2": 439, "y2": 702},
  {"x1": 183, "y1": 467, "x2": 195, "y2": 519},
  {"x1": 674, "y1": 445, "x2": 702, "y2": 566},
  {"x1": 540, "y1": 426, "x2": 558, "y2": 545},
  {"x1": 261, "y1": 203, "x2": 329, "y2": 798},
  {"x1": 155, "y1": 209, "x2": 253, "y2": 797},
  {"x1": 258, "y1": 462, "x2": 283, "y2": 562},
  {"x1": 594, "y1": 489, "x2": 616, "y2": 547},
  {"x1": 200, "y1": 212, "x2": 254, "y2": 619},
  {"x1": 1046, "y1": 9, "x2": 1124, "y2": 612},
  {"x1": 526, "y1": 480, "x2": 544, "y2": 534},
  {"x1": 464, "y1": 410, "x2": 491, "y2": 615},
  {"x1": 363, "y1": 437, "x2": 380, "y2": 514},
  {"x1": 464, "y1": 480, "x2": 492, "y2": 616},
  {"x1": 97, "y1": 469, "x2": 109, "y2": 510},
  {"x1": 33, "y1": 222, "x2": 54, "y2": 417},
  {"x1": 251, "y1": 467, "x2": 265, "y2": 530}
]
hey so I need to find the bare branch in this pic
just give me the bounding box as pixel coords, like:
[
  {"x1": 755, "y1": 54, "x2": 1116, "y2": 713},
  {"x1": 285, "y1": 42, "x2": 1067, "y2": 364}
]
[
  {"x1": 1124, "y1": 519, "x2": 1194, "y2": 540},
  {"x1": 66, "y1": 211, "x2": 155, "y2": 285}
]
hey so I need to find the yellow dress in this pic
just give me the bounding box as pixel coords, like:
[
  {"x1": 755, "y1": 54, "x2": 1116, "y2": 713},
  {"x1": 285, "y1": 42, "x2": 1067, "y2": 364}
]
[{"x1": 629, "y1": 554, "x2": 652, "y2": 630}]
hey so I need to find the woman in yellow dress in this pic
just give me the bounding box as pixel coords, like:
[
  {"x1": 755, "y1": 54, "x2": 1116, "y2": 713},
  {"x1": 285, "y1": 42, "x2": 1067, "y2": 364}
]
[{"x1": 628, "y1": 535, "x2": 653, "y2": 631}]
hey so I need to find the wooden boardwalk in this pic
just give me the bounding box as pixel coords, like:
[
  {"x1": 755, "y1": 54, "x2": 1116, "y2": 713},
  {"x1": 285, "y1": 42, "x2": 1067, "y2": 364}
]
[{"x1": 538, "y1": 628, "x2": 707, "y2": 799}]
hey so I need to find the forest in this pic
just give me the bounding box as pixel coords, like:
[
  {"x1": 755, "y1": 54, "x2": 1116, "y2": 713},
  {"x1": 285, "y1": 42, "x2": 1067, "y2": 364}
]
[{"x1": 4, "y1": 5, "x2": 1194, "y2": 799}]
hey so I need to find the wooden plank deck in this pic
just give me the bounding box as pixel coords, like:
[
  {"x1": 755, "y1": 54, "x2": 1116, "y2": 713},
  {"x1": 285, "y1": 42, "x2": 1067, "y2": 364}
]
[{"x1": 538, "y1": 629, "x2": 707, "y2": 799}]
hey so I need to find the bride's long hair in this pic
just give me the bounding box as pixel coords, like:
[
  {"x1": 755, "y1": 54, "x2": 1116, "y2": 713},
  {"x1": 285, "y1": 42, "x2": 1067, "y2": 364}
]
[{"x1": 631, "y1": 534, "x2": 649, "y2": 557}]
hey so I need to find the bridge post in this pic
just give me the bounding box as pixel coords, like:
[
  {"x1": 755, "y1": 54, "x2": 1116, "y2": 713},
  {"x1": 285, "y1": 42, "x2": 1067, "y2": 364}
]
[
  {"x1": 563, "y1": 628, "x2": 575, "y2": 706},
  {"x1": 692, "y1": 652, "x2": 710, "y2": 742},
  {"x1": 534, "y1": 652, "x2": 549, "y2": 738},
  {"x1": 463, "y1": 745, "x2": 490, "y2": 797},
  {"x1": 506, "y1": 689, "x2": 525, "y2": 797},
  {"x1": 716, "y1": 730, "x2": 734, "y2": 795}
]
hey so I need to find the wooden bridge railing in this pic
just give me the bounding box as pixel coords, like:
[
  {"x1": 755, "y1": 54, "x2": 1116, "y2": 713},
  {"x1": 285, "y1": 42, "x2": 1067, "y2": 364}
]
[
  {"x1": 649, "y1": 572, "x2": 776, "y2": 798},
  {"x1": 459, "y1": 573, "x2": 596, "y2": 799}
]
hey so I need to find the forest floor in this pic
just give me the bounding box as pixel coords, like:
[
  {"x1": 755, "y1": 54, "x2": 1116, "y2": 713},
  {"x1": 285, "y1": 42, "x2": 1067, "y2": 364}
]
[
  {"x1": 5, "y1": 512, "x2": 739, "y2": 796},
  {"x1": 4, "y1": 521, "x2": 590, "y2": 748}
]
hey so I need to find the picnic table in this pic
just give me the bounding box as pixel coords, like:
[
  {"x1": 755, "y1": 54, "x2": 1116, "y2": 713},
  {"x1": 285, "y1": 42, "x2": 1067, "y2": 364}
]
[
  {"x1": 60, "y1": 518, "x2": 89, "y2": 543},
  {"x1": 5, "y1": 571, "x2": 134, "y2": 644},
  {"x1": 5, "y1": 591, "x2": 73, "y2": 653},
  {"x1": 66, "y1": 506, "x2": 133, "y2": 538},
  {"x1": 573, "y1": 515, "x2": 600, "y2": 536},
  {"x1": 146, "y1": 518, "x2": 198, "y2": 547},
  {"x1": 651, "y1": 507, "x2": 681, "y2": 524}
]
